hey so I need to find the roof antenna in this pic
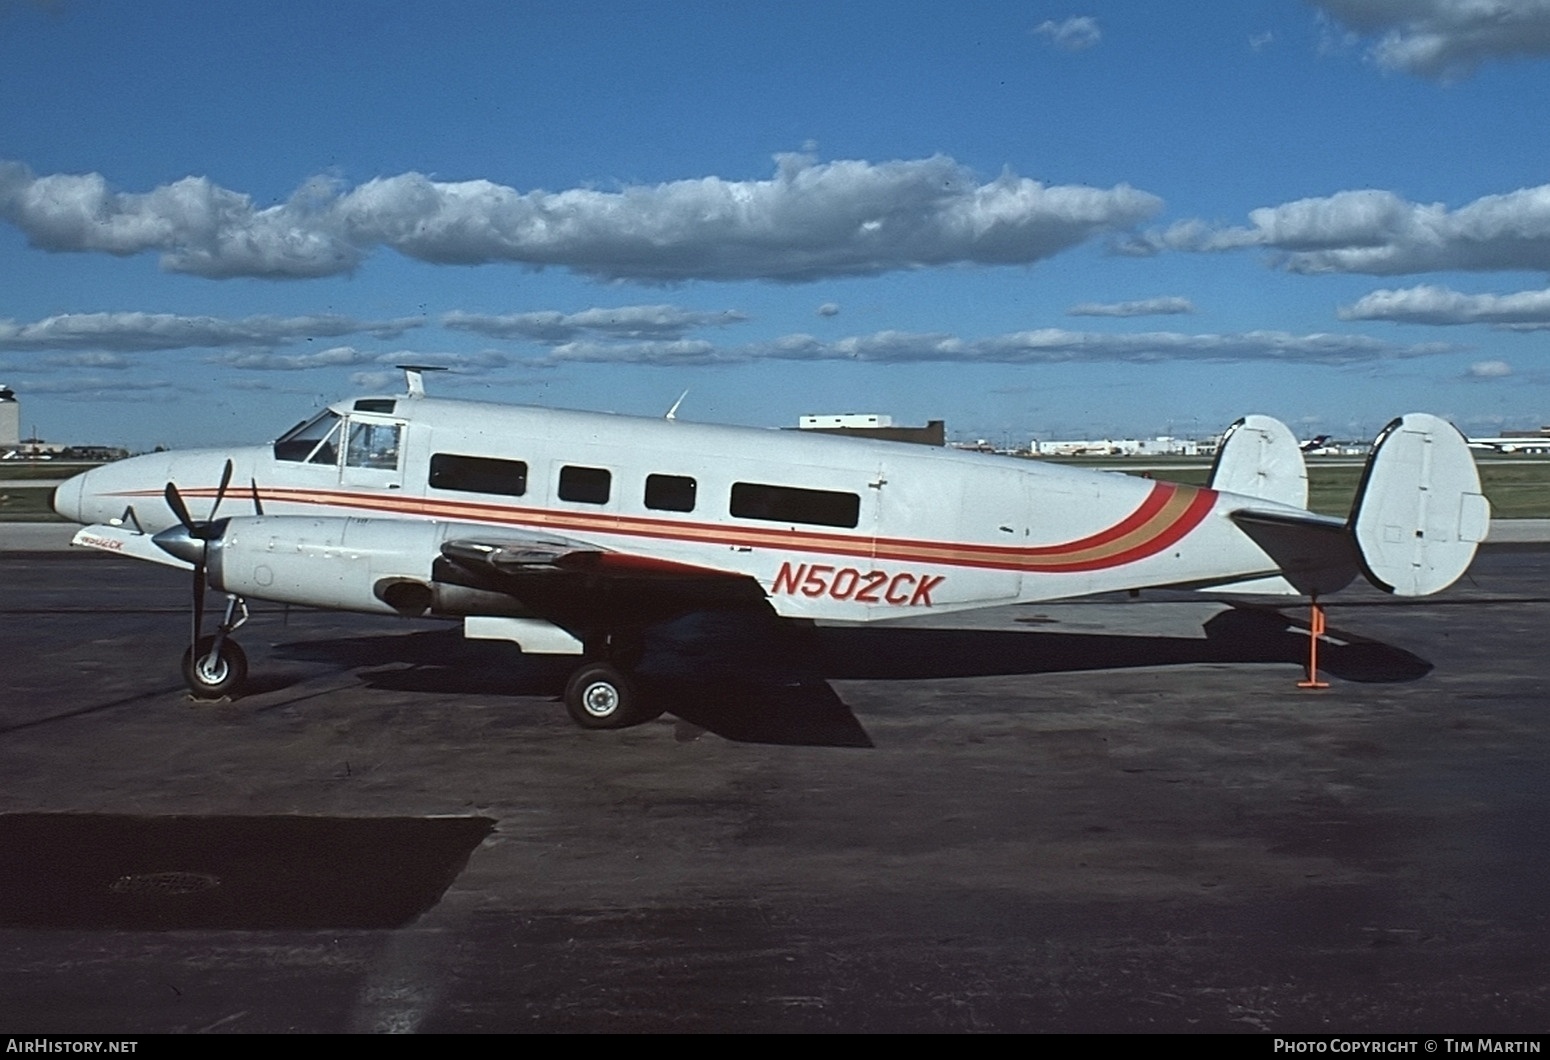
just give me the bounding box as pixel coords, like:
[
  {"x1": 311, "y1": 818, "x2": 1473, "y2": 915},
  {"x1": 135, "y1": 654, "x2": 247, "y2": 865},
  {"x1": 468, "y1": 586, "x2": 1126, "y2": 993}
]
[
  {"x1": 397, "y1": 364, "x2": 449, "y2": 398},
  {"x1": 665, "y1": 389, "x2": 689, "y2": 421}
]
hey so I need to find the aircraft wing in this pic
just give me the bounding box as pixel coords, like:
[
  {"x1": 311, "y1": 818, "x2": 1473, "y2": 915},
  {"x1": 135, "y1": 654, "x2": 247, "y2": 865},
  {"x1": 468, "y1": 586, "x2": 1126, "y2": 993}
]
[
  {"x1": 70, "y1": 523, "x2": 194, "y2": 571},
  {"x1": 437, "y1": 532, "x2": 769, "y2": 638}
]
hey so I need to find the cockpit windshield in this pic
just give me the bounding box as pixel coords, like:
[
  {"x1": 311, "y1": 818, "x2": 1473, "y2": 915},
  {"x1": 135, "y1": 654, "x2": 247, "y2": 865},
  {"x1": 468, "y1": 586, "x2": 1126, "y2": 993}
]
[{"x1": 273, "y1": 410, "x2": 342, "y2": 464}]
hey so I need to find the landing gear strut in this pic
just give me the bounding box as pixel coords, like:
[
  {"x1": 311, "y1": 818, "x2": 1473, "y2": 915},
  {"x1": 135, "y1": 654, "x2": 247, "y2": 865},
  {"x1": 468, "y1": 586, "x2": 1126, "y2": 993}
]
[{"x1": 182, "y1": 594, "x2": 249, "y2": 699}]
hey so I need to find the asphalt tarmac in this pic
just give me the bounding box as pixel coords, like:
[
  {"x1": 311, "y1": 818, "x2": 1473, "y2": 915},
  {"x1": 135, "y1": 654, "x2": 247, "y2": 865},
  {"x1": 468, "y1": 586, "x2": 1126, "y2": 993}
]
[{"x1": 1, "y1": 546, "x2": 1547, "y2": 1033}]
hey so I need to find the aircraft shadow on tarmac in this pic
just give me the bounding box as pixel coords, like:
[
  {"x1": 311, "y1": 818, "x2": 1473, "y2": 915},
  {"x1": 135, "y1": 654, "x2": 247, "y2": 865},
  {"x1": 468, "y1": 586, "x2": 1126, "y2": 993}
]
[
  {"x1": 267, "y1": 604, "x2": 1430, "y2": 749},
  {"x1": 0, "y1": 813, "x2": 494, "y2": 931}
]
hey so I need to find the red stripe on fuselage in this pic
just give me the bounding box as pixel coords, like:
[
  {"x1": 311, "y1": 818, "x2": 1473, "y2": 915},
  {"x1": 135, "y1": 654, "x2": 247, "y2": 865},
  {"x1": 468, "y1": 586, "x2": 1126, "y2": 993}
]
[{"x1": 121, "y1": 480, "x2": 1218, "y2": 574}]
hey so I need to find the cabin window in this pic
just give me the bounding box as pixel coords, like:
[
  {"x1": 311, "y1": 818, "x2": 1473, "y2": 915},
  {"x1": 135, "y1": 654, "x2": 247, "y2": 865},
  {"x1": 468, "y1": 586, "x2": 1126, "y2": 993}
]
[
  {"x1": 345, "y1": 421, "x2": 402, "y2": 470},
  {"x1": 353, "y1": 398, "x2": 397, "y2": 414},
  {"x1": 730, "y1": 482, "x2": 861, "y2": 528},
  {"x1": 644, "y1": 474, "x2": 697, "y2": 512},
  {"x1": 558, "y1": 465, "x2": 611, "y2": 504},
  {"x1": 273, "y1": 411, "x2": 342, "y2": 465},
  {"x1": 429, "y1": 453, "x2": 528, "y2": 496}
]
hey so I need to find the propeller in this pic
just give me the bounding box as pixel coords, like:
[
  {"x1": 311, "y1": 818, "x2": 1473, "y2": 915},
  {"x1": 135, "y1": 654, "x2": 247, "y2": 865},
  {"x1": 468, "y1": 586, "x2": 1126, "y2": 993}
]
[{"x1": 152, "y1": 459, "x2": 236, "y2": 657}]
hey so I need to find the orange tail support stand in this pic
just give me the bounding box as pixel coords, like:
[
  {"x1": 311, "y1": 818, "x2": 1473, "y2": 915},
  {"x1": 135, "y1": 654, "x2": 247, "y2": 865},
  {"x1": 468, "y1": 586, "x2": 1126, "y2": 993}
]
[{"x1": 1297, "y1": 599, "x2": 1330, "y2": 689}]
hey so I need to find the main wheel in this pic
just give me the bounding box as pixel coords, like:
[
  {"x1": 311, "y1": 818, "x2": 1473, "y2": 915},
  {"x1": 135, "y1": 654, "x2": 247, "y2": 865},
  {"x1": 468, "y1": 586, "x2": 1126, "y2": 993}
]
[
  {"x1": 563, "y1": 662, "x2": 660, "y2": 729},
  {"x1": 181, "y1": 636, "x2": 248, "y2": 699}
]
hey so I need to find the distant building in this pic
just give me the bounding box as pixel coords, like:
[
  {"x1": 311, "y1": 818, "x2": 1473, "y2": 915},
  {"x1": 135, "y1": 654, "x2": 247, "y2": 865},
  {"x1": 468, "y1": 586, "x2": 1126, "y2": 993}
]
[
  {"x1": 0, "y1": 387, "x2": 127, "y2": 461},
  {"x1": 0, "y1": 385, "x2": 18, "y2": 452},
  {"x1": 795, "y1": 413, "x2": 946, "y2": 447},
  {"x1": 1030, "y1": 435, "x2": 1209, "y2": 457},
  {"x1": 800, "y1": 413, "x2": 894, "y2": 430}
]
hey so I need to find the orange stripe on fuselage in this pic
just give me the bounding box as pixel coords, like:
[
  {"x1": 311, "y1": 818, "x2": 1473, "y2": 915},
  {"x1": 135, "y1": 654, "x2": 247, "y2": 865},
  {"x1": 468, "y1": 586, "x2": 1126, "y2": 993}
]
[
  {"x1": 130, "y1": 480, "x2": 1218, "y2": 574},
  {"x1": 1019, "y1": 484, "x2": 1217, "y2": 573}
]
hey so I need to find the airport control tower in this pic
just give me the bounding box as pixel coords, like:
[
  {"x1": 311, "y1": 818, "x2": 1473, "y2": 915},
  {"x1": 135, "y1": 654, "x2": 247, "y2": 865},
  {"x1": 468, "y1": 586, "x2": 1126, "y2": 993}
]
[{"x1": 0, "y1": 385, "x2": 18, "y2": 452}]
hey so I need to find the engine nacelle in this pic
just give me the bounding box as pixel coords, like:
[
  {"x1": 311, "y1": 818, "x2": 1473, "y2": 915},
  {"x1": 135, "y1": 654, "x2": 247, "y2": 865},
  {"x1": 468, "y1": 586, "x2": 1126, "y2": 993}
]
[{"x1": 206, "y1": 515, "x2": 495, "y2": 617}]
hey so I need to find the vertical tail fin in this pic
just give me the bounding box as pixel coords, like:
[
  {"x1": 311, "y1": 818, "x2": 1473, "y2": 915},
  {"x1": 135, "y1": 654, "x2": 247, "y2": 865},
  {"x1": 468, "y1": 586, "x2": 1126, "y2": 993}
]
[
  {"x1": 1209, "y1": 414, "x2": 1309, "y2": 509},
  {"x1": 1350, "y1": 414, "x2": 1490, "y2": 596}
]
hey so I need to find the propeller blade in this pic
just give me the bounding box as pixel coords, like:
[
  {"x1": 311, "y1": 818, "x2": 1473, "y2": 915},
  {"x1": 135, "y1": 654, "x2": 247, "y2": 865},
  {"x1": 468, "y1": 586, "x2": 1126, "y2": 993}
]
[
  {"x1": 249, "y1": 477, "x2": 264, "y2": 516},
  {"x1": 164, "y1": 481, "x2": 195, "y2": 533},
  {"x1": 207, "y1": 459, "x2": 234, "y2": 524}
]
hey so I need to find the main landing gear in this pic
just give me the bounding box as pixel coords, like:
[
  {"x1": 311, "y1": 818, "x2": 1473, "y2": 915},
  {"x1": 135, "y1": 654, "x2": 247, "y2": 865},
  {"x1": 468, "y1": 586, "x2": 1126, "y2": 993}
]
[
  {"x1": 561, "y1": 635, "x2": 664, "y2": 730},
  {"x1": 182, "y1": 594, "x2": 250, "y2": 700}
]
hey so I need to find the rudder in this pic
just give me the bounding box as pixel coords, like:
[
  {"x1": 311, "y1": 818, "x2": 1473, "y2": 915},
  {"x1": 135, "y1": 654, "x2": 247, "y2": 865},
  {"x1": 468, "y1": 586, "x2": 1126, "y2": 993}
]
[
  {"x1": 1350, "y1": 413, "x2": 1490, "y2": 596},
  {"x1": 1209, "y1": 414, "x2": 1309, "y2": 509}
]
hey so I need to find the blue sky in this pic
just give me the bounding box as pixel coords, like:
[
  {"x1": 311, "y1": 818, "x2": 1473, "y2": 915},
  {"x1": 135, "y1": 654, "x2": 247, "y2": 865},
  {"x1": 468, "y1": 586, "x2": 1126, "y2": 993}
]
[{"x1": 4, "y1": 0, "x2": 1550, "y2": 450}]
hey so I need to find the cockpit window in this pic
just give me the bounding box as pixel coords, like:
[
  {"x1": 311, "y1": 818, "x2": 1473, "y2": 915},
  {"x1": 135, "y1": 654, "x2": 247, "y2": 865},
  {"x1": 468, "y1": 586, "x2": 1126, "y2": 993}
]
[
  {"x1": 273, "y1": 411, "x2": 343, "y2": 464},
  {"x1": 346, "y1": 420, "x2": 402, "y2": 470}
]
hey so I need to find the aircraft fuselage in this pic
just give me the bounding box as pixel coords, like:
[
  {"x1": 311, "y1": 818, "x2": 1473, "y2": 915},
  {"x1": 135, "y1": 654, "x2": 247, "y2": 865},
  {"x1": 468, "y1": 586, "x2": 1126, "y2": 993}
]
[{"x1": 54, "y1": 392, "x2": 1298, "y2": 621}]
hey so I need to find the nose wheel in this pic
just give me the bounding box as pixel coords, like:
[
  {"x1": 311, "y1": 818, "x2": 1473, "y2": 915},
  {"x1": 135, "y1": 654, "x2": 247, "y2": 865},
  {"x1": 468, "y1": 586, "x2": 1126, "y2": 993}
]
[
  {"x1": 181, "y1": 594, "x2": 250, "y2": 700},
  {"x1": 183, "y1": 635, "x2": 248, "y2": 698}
]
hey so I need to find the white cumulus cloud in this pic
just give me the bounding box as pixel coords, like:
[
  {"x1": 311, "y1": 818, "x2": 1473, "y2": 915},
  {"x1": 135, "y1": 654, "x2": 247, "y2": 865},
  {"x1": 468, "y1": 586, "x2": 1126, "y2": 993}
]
[
  {"x1": 531, "y1": 327, "x2": 1456, "y2": 368},
  {"x1": 0, "y1": 311, "x2": 420, "y2": 352},
  {"x1": 442, "y1": 305, "x2": 747, "y2": 343},
  {"x1": 1340, "y1": 283, "x2": 1550, "y2": 327},
  {"x1": 1160, "y1": 184, "x2": 1550, "y2": 274},
  {"x1": 1312, "y1": 0, "x2": 1550, "y2": 80},
  {"x1": 1034, "y1": 16, "x2": 1102, "y2": 51},
  {"x1": 0, "y1": 155, "x2": 1162, "y2": 282},
  {"x1": 213, "y1": 347, "x2": 516, "y2": 373},
  {"x1": 1067, "y1": 296, "x2": 1196, "y2": 317},
  {"x1": 1466, "y1": 359, "x2": 1513, "y2": 377}
]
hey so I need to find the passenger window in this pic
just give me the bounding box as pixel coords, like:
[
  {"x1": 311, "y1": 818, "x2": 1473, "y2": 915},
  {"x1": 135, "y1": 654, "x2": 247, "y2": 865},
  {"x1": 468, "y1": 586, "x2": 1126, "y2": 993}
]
[
  {"x1": 730, "y1": 482, "x2": 860, "y2": 528},
  {"x1": 559, "y1": 465, "x2": 611, "y2": 504},
  {"x1": 345, "y1": 421, "x2": 402, "y2": 470},
  {"x1": 429, "y1": 454, "x2": 528, "y2": 496},
  {"x1": 644, "y1": 474, "x2": 697, "y2": 512}
]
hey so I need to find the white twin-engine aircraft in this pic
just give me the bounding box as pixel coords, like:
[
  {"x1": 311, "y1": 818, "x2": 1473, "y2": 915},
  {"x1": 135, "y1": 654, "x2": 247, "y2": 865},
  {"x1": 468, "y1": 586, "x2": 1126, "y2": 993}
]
[{"x1": 53, "y1": 368, "x2": 1490, "y2": 729}]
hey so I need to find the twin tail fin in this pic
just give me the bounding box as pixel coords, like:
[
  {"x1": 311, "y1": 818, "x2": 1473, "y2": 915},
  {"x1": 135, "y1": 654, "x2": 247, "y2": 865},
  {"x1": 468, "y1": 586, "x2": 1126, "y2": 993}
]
[{"x1": 1214, "y1": 413, "x2": 1489, "y2": 598}]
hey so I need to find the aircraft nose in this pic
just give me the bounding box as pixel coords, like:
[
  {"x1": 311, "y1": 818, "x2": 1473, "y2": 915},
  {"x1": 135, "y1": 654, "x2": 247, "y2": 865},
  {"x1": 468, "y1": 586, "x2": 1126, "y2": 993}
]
[{"x1": 51, "y1": 472, "x2": 86, "y2": 524}]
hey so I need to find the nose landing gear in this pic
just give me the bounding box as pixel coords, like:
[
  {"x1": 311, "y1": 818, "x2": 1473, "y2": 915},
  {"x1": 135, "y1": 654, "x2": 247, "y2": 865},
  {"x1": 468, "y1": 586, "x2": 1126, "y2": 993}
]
[{"x1": 182, "y1": 594, "x2": 249, "y2": 700}]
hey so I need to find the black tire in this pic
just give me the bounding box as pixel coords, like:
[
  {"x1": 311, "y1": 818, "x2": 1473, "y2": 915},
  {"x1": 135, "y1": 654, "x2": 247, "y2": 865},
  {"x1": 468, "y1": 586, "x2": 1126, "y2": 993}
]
[
  {"x1": 181, "y1": 636, "x2": 248, "y2": 699},
  {"x1": 563, "y1": 662, "x2": 660, "y2": 729}
]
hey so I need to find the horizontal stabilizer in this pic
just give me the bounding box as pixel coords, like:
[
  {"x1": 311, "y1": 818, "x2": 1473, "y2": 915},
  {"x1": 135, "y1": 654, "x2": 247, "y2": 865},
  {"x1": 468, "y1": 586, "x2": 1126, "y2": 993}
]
[
  {"x1": 1226, "y1": 507, "x2": 1359, "y2": 596},
  {"x1": 1209, "y1": 415, "x2": 1308, "y2": 509},
  {"x1": 1350, "y1": 413, "x2": 1489, "y2": 597}
]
